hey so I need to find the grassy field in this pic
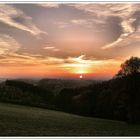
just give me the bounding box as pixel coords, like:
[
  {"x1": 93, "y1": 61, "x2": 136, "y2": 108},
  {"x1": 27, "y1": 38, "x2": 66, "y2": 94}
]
[{"x1": 0, "y1": 103, "x2": 140, "y2": 136}]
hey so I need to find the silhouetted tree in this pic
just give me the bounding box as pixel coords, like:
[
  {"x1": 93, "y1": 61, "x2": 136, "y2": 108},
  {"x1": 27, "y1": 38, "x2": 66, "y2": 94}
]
[
  {"x1": 115, "y1": 57, "x2": 140, "y2": 122},
  {"x1": 116, "y1": 56, "x2": 140, "y2": 77}
]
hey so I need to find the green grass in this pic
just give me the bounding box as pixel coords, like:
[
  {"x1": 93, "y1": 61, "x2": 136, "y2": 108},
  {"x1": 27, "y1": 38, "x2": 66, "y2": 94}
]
[{"x1": 0, "y1": 102, "x2": 140, "y2": 136}]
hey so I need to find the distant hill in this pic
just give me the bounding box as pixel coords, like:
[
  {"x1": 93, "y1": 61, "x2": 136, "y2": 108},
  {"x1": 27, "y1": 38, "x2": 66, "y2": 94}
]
[
  {"x1": 38, "y1": 79, "x2": 98, "y2": 94},
  {"x1": 11, "y1": 78, "x2": 40, "y2": 85},
  {"x1": 0, "y1": 80, "x2": 54, "y2": 109}
]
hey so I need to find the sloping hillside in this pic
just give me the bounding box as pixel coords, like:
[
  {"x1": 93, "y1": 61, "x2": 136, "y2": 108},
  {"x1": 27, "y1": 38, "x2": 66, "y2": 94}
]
[{"x1": 0, "y1": 102, "x2": 140, "y2": 136}]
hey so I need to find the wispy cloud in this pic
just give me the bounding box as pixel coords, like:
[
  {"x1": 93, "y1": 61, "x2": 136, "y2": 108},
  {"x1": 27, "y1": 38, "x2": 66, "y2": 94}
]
[
  {"x1": 0, "y1": 4, "x2": 47, "y2": 37},
  {"x1": 71, "y1": 19, "x2": 93, "y2": 28},
  {"x1": 38, "y1": 3, "x2": 60, "y2": 8},
  {"x1": 0, "y1": 51, "x2": 120, "y2": 68},
  {"x1": 70, "y1": 4, "x2": 139, "y2": 49},
  {"x1": 44, "y1": 46, "x2": 60, "y2": 52},
  {"x1": 0, "y1": 34, "x2": 20, "y2": 54},
  {"x1": 102, "y1": 16, "x2": 136, "y2": 49},
  {"x1": 60, "y1": 55, "x2": 121, "y2": 74}
]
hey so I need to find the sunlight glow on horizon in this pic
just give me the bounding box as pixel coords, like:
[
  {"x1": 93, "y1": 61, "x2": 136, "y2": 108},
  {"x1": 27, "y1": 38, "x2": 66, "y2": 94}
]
[{"x1": 79, "y1": 75, "x2": 83, "y2": 79}]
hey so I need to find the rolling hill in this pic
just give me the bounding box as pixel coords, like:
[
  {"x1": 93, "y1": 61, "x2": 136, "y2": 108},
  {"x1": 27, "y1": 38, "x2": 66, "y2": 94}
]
[{"x1": 0, "y1": 102, "x2": 140, "y2": 136}]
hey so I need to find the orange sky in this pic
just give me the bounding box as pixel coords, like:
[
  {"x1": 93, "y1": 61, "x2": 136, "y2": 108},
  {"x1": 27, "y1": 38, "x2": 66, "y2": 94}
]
[{"x1": 0, "y1": 54, "x2": 121, "y2": 79}]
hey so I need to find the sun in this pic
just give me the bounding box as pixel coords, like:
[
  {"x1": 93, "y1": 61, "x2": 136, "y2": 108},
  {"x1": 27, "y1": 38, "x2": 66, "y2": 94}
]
[{"x1": 79, "y1": 75, "x2": 83, "y2": 79}]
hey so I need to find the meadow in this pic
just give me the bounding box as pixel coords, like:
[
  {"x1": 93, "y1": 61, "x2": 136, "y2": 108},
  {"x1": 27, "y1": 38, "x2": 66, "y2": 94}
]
[{"x1": 0, "y1": 102, "x2": 140, "y2": 136}]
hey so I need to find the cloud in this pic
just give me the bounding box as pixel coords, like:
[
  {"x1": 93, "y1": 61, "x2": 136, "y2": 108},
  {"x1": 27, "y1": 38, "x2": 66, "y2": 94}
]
[
  {"x1": 0, "y1": 50, "x2": 120, "y2": 68},
  {"x1": 71, "y1": 18, "x2": 106, "y2": 30},
  {"x1": 71, "y1": 19, "x2": 93, "y2": 28},
  {"x1": 70, "y1": 4, "x2": 139, "y2": 49},
  {"x1": 70, "y1": 4, "x2": 136, "y2": 18},
  {"x1": 63, "y1": 55, "x2": 119, "y2": 65},
  {"x1": 102, "y1": 17, "x2": 136, "y2": 49},
  {"x1": 44, "y1": 46, "x2": 60, "y2": 52},
  {"x1": 60, "y1": 54, "x2": 121, "y2": 74},
  {"x1": 101, "y1": 4, "x2": 138, "y2": 49},
  {"x1": 0, "y1": 34, "x2": 21, "y2": 54},
  {"x1": 0, "y1": 53, "x2": 64, "y2": 67},
  {"x1": 0, "y1": 4, "x2": 46, "y2": 37},
  {"x1": 38, "y1": 3, "x2": 60, "y2": 8}
]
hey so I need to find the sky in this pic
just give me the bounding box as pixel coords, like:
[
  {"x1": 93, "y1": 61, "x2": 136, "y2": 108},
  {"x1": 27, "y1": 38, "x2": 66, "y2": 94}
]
[{"x1": 0, "y1": 3, "x2": 140, "y2": 79}]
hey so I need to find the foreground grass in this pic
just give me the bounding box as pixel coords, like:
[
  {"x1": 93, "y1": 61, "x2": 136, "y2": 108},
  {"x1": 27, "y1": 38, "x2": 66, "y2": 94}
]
[{"x1": 0, "y1": 103, "x2": 140, "y2": 136}]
